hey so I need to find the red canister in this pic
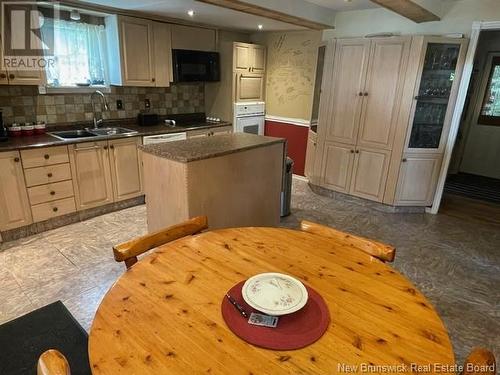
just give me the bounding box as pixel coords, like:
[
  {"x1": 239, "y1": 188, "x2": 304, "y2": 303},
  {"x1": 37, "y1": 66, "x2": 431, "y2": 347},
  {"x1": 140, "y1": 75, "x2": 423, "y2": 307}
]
[
  {"x1": 21, "y1": 123, "x2": 35, "y2": 136},
  {"x1": 8, "y1": 124, "x2": 22, "y2": 137}
]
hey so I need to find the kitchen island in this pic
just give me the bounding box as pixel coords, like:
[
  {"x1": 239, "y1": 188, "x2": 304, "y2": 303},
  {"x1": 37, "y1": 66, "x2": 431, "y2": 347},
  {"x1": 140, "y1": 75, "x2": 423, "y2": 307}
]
[{"x1": 140, "y1": 133, "x2": 286, "y2": 231}]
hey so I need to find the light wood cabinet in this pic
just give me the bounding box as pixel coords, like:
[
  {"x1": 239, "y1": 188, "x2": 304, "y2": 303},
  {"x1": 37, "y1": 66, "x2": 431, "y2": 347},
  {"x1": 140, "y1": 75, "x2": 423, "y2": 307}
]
[
  {"x1": 321, "y1": 142, "x2": 355, "y2": 193},
  {"x1": 0, "y1": 151, "x2": 32, "y2": 230},
  {"x1": 20, "y1": 145, "x2": 69, "y2": 168},
  {"x1": 235, "y1": 73, "x2": 265, "y2": 102},
  {"x1": 171, "y1": 24, "x2": 216, "y2": 52},
  {"x1": 304, "y1": 130, "x2": 317, "y2": 179},
  {"x1": 31, "y1": 197, "x2": 76, "y2": 223},
  {"x1": 395, "y1": 153, "x2": 442, "y2": 206},
  {"x1": 109, "y1": 137, "x2": 143, "y2": 202},
  {"x1": 69, "y1": 141, "x2": 114, "y2": 210},
  {"x1": 233, "y1": 43, "x2": 266, "y2": 73},
  {"x1": 326, "y1": 39, "x2": 370, "y2": 145},
  {"x1": 350, "y1": 147, "x2": 391, "y2": 202},
  {"x1": 106, "y1": 15, "x2": 172, "y2": 87},
  {"x1": 357, "y1": 38, "x2": 410, "y2": 150},
  {"x1": 7, "y1": 70, "x2": 45, "y2": 86}
]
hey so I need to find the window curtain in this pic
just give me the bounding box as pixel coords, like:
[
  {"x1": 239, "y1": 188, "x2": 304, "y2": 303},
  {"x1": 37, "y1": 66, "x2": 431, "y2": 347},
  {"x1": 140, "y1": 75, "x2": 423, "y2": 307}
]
[{"x1": 42, "y1": 18, "x2": 108, "y2": 87}]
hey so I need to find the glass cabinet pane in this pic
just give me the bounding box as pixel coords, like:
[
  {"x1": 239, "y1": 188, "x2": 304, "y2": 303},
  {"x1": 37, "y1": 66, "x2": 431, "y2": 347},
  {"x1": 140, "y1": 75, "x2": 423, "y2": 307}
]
[{"x1": 409, "y1": 43, "x2": 461, "y2": 149}]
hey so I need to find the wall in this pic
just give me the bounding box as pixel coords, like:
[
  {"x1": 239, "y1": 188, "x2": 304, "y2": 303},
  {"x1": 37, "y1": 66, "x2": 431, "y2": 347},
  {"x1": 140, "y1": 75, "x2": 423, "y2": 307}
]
[
  {"x1": 252, "y1": 30, "x2": 321, "y2": 121},
  {"x1": 0, "y1": 83, "x2": 205, "y2": 125},
  {"x1": 205, "y1": 30, "x2": 251, "y2": 121},
  {"x1": 456, "y1": 30, "x2": 500, "y2": 179},
  {"x1": 324, "y1": 0, "x2": 500, "y2": 39}
]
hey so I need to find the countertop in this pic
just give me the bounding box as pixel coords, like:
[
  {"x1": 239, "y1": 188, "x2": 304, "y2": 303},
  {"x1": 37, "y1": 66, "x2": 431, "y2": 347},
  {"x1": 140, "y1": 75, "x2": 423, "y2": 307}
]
[
  {"x1": 0, "y1": 120, "x2": 232, "y2": 151},
  {"x1": 139, "y1": 133, "x2": 285, "y2": 163}
]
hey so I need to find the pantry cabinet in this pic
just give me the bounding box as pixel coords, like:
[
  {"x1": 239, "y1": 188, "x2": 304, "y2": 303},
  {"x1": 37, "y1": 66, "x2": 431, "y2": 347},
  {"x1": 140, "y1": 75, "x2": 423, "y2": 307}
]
[
  {"x1": 350, "y1": 147, "x2": 391, "y2": 202},
  {"x1": 235, "y1": 73, "x2": 265, "y2": 102},
  {"x1": 0, "y1": 151, "x2": 32, "y2": 230},
  {"x1": 304, "y1": 130, "x2": 317, "y2": 179},
  {"x1": 233, "y1": 43, "x2": 266, "y2": 102},
  {"x1": 321, "y1": 142, "x2": 355, "y2": 193},
  {"x1": 106, "y1": 15, "x2": 172, "y2": 87}
]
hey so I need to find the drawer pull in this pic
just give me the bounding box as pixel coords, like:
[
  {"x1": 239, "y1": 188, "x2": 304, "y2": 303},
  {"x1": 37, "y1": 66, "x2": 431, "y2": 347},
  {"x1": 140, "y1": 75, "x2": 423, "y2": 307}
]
[
  {"x1": 50, "y1": 191, "x2": 56, "y2": 196},
  {"x1": 53, "y1": 207, "x2": 58, "y2": 212},
  {"x1": 44, "y1": 154, "x2": 50, "y2": 160},
  {"x1": 14, "y1": 157, "x2": 20, "y2": 162},
  {"x1": 47, "y1": 173, "x2": 53, "y2": 178},
  {"x1": 110, "y1": 145, "x2": 114, "y2": 149},
  {"x1": 0, "y1": 73, "x2": 6, "y2": 79},
  {"x1": 9, "y1": 73, "x2": 15, "y2": 80}
]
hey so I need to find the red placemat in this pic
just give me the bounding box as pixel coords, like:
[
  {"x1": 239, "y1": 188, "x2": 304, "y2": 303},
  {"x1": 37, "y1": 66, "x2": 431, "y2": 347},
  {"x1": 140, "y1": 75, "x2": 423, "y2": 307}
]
[{"x1": 221, "y1": 280, "x2": 330, "y2": 350}]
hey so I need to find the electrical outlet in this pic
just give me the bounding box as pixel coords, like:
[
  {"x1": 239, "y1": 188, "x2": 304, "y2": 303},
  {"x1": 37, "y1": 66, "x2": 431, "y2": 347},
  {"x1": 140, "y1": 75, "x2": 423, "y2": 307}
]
[
  {"x1": 116, "y1": 99, "x2": 123, "y2": 110},
  {"x1": 145, "y1": 99, "x2": 150, "y2": 109}
]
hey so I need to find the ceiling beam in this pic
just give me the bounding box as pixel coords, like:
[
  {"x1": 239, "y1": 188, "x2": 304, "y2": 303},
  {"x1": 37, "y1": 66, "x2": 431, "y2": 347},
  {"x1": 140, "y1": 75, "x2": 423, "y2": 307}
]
[
  {"x1": 370, "y1": 0, "x2": 440, "y2": 23},
  {"x1": 195, "y1": 0, "x2": 333, "y2": 30}
]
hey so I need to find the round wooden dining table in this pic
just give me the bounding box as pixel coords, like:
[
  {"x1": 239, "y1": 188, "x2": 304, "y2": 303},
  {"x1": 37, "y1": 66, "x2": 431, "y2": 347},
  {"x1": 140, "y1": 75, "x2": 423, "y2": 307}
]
[{"x1": 89, "y1": 227, "x2": 455, "y2": 374}]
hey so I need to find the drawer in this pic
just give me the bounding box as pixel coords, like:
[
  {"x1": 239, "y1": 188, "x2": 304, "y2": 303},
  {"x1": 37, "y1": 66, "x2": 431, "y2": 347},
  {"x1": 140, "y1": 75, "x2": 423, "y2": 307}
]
[
  {"x1": 211, "y1": 126, "x2": 232, "y2": 135},
  {"x1": 31, "y1": 197, "x2": 76, "y2": 222},
  {"x1": 24, "y1": 163, "x2": 72, "y2": 187},
  {"x1": 21, "y1": 145, "x2": 69, "y2": 168},
  {"x1": 27, "y1": 180, "x2": 74, "y2": 205}
]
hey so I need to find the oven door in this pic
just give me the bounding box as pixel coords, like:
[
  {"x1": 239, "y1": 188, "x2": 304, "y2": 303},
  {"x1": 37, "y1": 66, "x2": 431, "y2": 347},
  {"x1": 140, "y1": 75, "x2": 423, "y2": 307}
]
[{"x1": 235, "y1": 116, "x2": 264, "y2": 135}]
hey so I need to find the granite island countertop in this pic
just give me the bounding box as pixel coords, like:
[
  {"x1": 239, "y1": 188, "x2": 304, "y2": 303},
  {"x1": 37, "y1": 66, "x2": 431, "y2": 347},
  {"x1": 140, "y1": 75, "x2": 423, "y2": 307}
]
[
  {"x1": 0, "y1": 119, "x2": 232, "y2": 151},
  {"x1": 139, "y1": 133, "x2": 286, "y2": 163}
]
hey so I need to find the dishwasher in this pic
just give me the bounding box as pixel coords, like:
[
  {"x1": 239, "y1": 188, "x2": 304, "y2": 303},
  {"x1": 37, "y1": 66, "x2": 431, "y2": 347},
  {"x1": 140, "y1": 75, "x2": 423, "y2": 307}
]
[{"x1": 142, "y1": 132, "x2": 187, "y2": 145}]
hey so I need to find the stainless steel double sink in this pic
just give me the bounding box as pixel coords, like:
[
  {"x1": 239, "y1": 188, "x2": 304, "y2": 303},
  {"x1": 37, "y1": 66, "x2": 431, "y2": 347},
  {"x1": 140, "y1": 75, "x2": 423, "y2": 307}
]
[{"x1": 49, "y1": 127, "x2": 138, "y2": 140}]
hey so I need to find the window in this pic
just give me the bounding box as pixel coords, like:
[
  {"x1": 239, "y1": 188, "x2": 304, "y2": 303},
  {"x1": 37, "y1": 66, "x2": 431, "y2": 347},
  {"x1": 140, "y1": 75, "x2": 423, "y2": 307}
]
[
  {"x1": 478, "y1": 55, "x2": 500, "y2": 126},
  {"x1": 41, "y1": 18, "x2": 109, "y2": 89}
]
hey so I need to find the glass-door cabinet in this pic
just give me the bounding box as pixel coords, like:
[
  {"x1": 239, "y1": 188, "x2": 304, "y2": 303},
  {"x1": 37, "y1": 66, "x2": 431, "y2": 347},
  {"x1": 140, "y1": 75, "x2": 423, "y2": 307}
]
[{"x1": 405, "y1": 37, "x2": 468, "y2": 152}]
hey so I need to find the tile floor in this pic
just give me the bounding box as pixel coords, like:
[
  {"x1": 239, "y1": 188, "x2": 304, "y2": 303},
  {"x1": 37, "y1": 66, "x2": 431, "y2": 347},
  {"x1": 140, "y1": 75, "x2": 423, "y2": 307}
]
[{"x1": 0, "y1": 178, "x2": 498, "y2": 365}]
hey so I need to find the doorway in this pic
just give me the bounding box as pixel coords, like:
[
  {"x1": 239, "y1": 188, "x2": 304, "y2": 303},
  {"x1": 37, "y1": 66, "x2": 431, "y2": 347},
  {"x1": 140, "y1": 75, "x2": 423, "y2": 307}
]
[{"x1": 443, "y1": 29, "x2": 500, "y2": 221}]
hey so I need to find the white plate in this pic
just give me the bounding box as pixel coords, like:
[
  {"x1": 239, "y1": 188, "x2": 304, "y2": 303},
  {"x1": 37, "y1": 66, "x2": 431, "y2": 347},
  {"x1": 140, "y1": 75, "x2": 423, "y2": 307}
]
[{"x1": 242, "y1": 273, "x2": 308, "y2": 316}]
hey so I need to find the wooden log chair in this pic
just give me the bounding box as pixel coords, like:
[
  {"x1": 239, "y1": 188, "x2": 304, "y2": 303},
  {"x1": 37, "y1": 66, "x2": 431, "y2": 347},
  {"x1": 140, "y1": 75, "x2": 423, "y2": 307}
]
[
  {"x1": 462, "y1": 348, "x2": 496, "y2": 375},
  {"x1": 113, "y1": 216, "x2": 209, "y2": 269},
  {"x1": 300, "y1": 220, "x2": 396, "y2": 263}
]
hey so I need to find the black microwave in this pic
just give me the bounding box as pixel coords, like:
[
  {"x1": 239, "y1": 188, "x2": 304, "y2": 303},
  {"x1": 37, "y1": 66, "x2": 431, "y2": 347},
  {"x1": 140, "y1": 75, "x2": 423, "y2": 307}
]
[{"x1": 172, "y1": 49, "x2": 220, "y2": 82}]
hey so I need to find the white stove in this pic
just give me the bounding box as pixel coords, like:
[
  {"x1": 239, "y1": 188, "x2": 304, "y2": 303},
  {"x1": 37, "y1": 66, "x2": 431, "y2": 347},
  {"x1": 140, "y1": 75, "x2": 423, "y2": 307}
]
[{"x1": 233, "y1": 102, "x2": 265, "y2": 135}]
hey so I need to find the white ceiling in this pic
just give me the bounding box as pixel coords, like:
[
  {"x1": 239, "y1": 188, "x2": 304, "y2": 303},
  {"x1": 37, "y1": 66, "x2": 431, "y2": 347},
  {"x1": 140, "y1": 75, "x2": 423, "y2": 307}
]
[
  {"x1": 304, "y1": 0, "x2": 379, "y2": 11},
  {"x1": 77, "y1": 0, "x2": 379, "y2": 32}
]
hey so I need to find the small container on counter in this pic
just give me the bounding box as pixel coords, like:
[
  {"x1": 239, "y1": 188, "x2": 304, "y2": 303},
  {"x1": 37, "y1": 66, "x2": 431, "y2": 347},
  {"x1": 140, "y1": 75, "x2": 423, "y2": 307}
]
[
  {"x1": 8, "y1": 123, "x2": 22, "y2": 137},
  {"x1": 21, "y1": 123, "x2": 35, "y2": 136},
  {"x1": 34, "y1": 121, "x2": 46, "y2": 134}
]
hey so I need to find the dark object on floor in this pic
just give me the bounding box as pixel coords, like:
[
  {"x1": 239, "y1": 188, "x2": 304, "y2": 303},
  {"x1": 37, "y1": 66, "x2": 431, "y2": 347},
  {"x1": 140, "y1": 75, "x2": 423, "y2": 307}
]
[
  {"x1": 445, "y1": 173, "x2": 500, "y2": 204},
  {"x1": 0, "y1": 301, "x2": 90, "y2": 375}
]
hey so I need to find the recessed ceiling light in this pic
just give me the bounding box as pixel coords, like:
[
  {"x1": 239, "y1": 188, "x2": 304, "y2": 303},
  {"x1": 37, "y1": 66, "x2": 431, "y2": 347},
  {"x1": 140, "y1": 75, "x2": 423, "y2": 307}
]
[
  {"x1": 187, "y1": 9, "x2": 195, "y2": 17},
  {"x1": 258, "y1": 24, "x2": 263, "y2": 30}
]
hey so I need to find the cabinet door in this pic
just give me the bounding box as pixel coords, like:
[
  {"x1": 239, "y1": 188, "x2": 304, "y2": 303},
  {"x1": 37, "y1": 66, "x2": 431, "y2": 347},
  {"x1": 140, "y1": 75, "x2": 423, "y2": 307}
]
[
  {"x1": 234, "y1": 43, "x2": 252, "y2": 73},
  {"x1": 0, "y1": 151, "x2": 32, "y2": 230},
  {"x1": 304, "y1": 131, "x2": 317, "y2": 179},
  {"x1": 321, "y1": 142, "x2": 355, "y2": 193},
  {"x1": 326, "y1": 39, "x2": 371, "y2": 144},
  {"x1": 350, "y1": 147, "x2": 391, "y2": 202},
  {"x1": 119, "y1": 16, "x2": 155, "y2": 87},
  {"x1": 7, "y1": 70, "x2": 45, "y2": 86},
  {"x1": 152, "y1": 22, "x2": 173, "y2": 87},
  {"x1": 171, "y1": 25, "x2": 216, "y2": 52},
  {"x1": 109, "y1": 137, "x2": 144, "y2": 202},
  {"x1": 357, "y1": 37, "x2": 410, "y2": 150},
  {"x1": 69, "y1": 141, "x2": 113, "y2": 210},
  {"x1": 251, "y1": 45, "x2": 266, "y2": 73},
  {"x1": 235, "y1": 73, "x2": 265, "y2": 102},
  {"x1": 395, "y1": 154, "x2": 442, "y2": 206}
]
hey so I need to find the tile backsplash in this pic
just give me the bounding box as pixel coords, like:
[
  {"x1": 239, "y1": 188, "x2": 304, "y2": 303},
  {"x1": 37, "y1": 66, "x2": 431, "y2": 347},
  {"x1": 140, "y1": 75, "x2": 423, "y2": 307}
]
[{"x1": 0, "y1": 83, "x2": 205, "y2": 126}]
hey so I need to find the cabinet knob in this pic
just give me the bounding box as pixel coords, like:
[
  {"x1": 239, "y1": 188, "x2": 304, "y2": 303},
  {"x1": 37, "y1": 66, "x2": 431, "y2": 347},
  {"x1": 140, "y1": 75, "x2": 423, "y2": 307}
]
[
  {"x1": 248, "y1": 67, "x2": 251, "y2": 72},
  {"x1": 14, "y1": 157, "x2": 20, "y2": 162},
  {"x1": 44, "y1": 154, "x2": 50, "y2": 159},
  {"x1": 104, "y1": 145, "x2": 108, "y2": 150},
  {"x1": 50, "y1": 191, "x2": 55, "y2": 196},
  {"x1": 47, "y1": 172, "x2": 53, "y2": 178},
  {"x1": 402, "y1": 158, "x2": 408, "y2": 162},
  {"x1": 0, "y1": 73, "x2": 6, "y2": 79},
  {"x1": 313, "y1": 142, "x2": 317, "y2": 146},
  {"x1": 53, "y1": 207, "x2": 58, "y2": 212},
  {"x1": 350, "y1": 149, "x2": 354, "y2": 153},
  {"x1": 363, "y1": 92, "x2": 368, "y2": 96},
  {"x1": 358, "y1": 92, "x2": 363, "y2": 97},
  {"x1": 355, "y1": 150, "x2": 359, "y2": 153},
  {"x1": 110, "y1": 145, "x2": 114, "y2": 149},
  {"x1": 8, "y1": 73, "x2": 15, "y2": 80},
  {"x1": 152, "y1": 78, "x2": 155, "y2": 82}
]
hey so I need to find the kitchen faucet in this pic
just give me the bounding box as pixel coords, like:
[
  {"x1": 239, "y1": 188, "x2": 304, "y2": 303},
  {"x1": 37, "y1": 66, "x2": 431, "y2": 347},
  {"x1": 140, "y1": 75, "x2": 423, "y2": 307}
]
[{"x1": 90, "y1": 90, "x2": 109, "y2": 129}]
